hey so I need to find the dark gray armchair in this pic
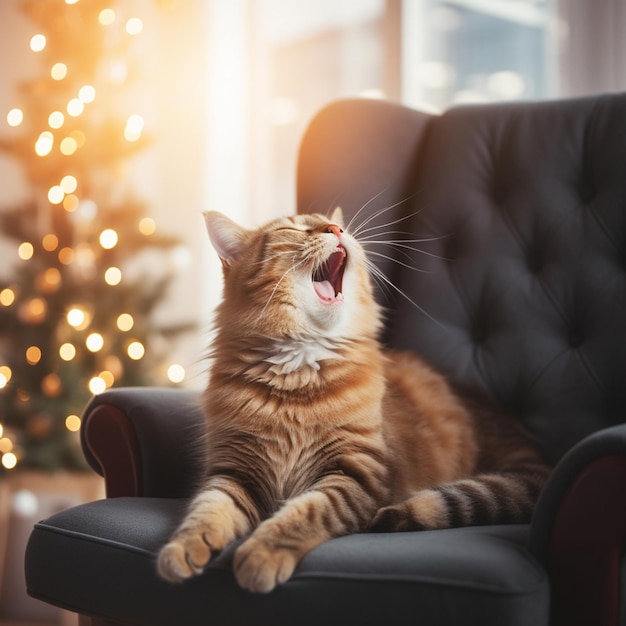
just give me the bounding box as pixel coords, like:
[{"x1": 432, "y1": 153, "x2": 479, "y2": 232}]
[{"x1": 25, "y1": 93, "x2": 626, "y2": 626}]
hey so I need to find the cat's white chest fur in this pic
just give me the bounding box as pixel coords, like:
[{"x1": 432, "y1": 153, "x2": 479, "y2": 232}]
[{"x1": 263, "y1": 336, "x2": 341, "y2": 374}]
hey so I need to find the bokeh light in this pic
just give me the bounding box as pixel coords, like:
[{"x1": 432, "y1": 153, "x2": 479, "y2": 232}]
[
  {"x1": 48, "y1": 111, "x2": 64, "y2": 129},
  {"x1": 99, "y1": 228, "x2": 118, "y2": 249},
  {"x1": 104, "y1": 266, "x2": 122, "y2": 285},
  {"x1": 7, "y1": 108, "x2": 23, "y2": 127},
  {"x1": 30, "y1": 34, "x2": 46, "y2": 52},
  {"x1": 26, "y1": 346, "x2": 42, "y2": 365},
  {"x1": 116, "y1": 313, "x2": 134, "y2": 331},
  {"x1": 125, "y1": 17, "x2": 143, "y2": 35},
  {"x1": 138, "y1": 217, "x2": 156, "y2": 235},
  {"x1": 0, "y1": 288, "x2": 15, "y2": 306},
  {"x1": 88, "y1": 376, "x2": 107, "y2": 395},
  {"x1": 127, "y1": 341, "x2": 145, "y2": 360},
  {"x1": 59, "y1": 343, "x2": 77, "y2": 361},
  {"x1": 86, "y1": 332, "x2": 104, "y2": 352},
  {"x1": 18, "y1": 242, "x2": 34, "y2": 260},
  {"x1": 167, "y1": 364, "x2": 186, "y2": 384},
  {"x1": 99, "y1": 8, "x2": 116, "y2": 26},
  {"x1": 65, "y1": 415, "x2": 81, "y2": 432},
  {"x1": 35, "y1": 132, "x2": 54, "y2": 157},
  {"x1": 51, "y1": 62, "x2": 68, "y2": 80}
]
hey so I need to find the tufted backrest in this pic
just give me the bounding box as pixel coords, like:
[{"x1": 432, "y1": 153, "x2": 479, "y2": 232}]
[{"x1": 297, "y1": 94, "x2": 626, "y2": 466}]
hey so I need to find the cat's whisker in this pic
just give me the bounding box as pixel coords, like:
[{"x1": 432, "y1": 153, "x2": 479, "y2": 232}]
[
  {"x1": 351, "y1": 208, "x2": 426, "y2": 239},
  {"x1": 357, "y1": 234, "x2": 449, "y2": 245},
  {"x1": 260, "y1": 256, "x2": 309, "y2": 317},
  {"x1": 362, "y1": 240, "x2": 449, "y2": 262},
  {"x1": 364, "y1": 250, "x2": 429, "y2": 274},
  {"x1": 345, "y1": 188, "x2": 389, "y2": 233},
  {"x1": 349, "y1": 193, "x2": 419, "y2": 238},
  {"x1": 364, "y1": 259, "x2": 443, "y2": 328}
]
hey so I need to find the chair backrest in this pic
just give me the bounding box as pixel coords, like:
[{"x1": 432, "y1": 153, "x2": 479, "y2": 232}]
[{"x1": 297, "y1": 94, "x2": 626, "y2": 466}]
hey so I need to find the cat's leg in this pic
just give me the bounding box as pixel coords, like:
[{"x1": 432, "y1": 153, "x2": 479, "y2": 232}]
[
  {"x1": 157, "y1": 477, "x2": 256, "y2": 582},
  {"x1": 371, "y1": 463, "x2": 550, "y2": 532},
  {"x1": 233, "y1": 471, "x2": 383, "y2": 593}
]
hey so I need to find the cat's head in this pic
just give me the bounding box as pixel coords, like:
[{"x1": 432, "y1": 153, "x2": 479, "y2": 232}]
[{"x1": 204, "y1": 209, "x2": 381, "y2": 341}]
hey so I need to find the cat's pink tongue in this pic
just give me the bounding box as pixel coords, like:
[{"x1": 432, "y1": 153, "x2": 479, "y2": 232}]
[{"x1": 314, "y1": 280, "x2": 340, "y2": 303}]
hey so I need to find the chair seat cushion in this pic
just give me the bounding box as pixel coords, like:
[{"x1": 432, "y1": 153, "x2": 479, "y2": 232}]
[{"x1": 26, "y1": 497, "x2": 549, "y2": 626}]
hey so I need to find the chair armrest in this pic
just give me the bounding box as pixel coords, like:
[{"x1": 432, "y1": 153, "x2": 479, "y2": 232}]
[
  {"x1": 80, "y1": 387, "x2": 207, "y2": 498},
  {"x1": 529, "y1": 423, "x2": 626, "y2": 626}
]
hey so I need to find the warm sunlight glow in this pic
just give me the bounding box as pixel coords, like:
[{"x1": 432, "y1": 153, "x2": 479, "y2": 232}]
[
  {"x1": 127, "y1": 341, "x2": 145, "y2": 360},
  {"x1": 104, "y1": 266, "x2": 122, "y2": 285},
  {"x1": 86, "y1": 333, "x2": 104, "y2": 352},
  {"x1": 48, "y1": 111, "x2": 65, "y2": 129},
  {"x1": 67, "y1": 98, "x2": 84, "y2": 117},
  {"x1": 116, "y1": 313, "x2": 134, "y2": 331},
  {"x1": 35, "y1": 132, "x2": 54, "y2": 156},
  {"x1": 48, "y1": 185, "x2": 64, "y2": 204},
  {"x1": 109, "y1": 60, "x2": 128, "y2": 84},
  {"x1": 59, "y1": 343, "x2": 77, "y2": 361},
  {"x1": 138, "y1": 217, "x2": 156, "y2": 235},
  {"x1": 30, "y1": 34, "x2": 46, "y2": 52},
  {"x1": 7, "y1": 108, "x2": 23, "y2": 127},
  {"x1": 65, "y1": 415, "x2": 81, "y2": 432},
  {"x1": 26, "y1": 346, "x2": 42, "y2": 365},
  {"x1": 99, "y1": 228, "x2": 118, "y2": 249},
  {"x1": 51, "y1": 62, "x2": 68, "y2": 80},
  {"x1": 99, "y1": 8, "x2": 116, "y2": 26},
  {"x1": 89, "y1": 376, "x2": 106, "y2": 395},
  {"x1": 125, "y1": 17, "x2": 143, "y2": 35},
  {"x1": 0, "y1": 288, "x2": 15, "y2": 306},
  {"x1": 167, "y1": 364, "x2": 186, "y2": 384},
  {"x1": 18, "y1": 242, "x2": 34, "y2": 260},
  {"x1": 78, "y1": 85, "x2": 96, "y2": 103}
]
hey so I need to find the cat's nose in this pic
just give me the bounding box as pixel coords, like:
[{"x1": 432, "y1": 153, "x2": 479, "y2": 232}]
[{"x1": 325, "y1": 224, "x2": 343, "y2": 240}]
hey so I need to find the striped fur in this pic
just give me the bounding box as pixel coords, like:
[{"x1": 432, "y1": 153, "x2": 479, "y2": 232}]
[{"x1": 157, "y1": 210, "x2": 550, "y2": 593}]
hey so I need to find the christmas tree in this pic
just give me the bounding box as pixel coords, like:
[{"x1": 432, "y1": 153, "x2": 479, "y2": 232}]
[{"x1": 0, "y1": 0, "x2": 193, "y2": 473}]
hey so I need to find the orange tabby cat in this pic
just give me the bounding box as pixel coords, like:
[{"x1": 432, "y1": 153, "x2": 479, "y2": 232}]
[{"x1": 157, "y1": 208, "x2": 549, "y2": 593}]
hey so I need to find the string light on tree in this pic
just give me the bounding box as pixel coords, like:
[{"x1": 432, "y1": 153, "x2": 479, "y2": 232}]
[{"x1": 0, "y1": 0, "x2": 192, "y2": 473}]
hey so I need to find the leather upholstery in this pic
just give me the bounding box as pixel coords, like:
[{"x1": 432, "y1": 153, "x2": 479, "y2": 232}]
[
  {"x1": 25, "y1": 93, "x2": 626, "y2": 626},
  {"x1": 298, "y1": 94, "x2": 626, "y2": 467},
  {"x1": 26, "y1": 498, "x2": 548, "y2": 626}
]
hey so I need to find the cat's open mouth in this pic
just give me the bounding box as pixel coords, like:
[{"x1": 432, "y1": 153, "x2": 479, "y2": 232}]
[{"x1": 312, "y1": 246, "x2": 347, "y2": 304}]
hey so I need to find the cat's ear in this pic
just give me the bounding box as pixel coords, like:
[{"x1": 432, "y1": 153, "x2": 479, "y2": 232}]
[
  {"x1": 330, "y1": 206, "x2": 344, "y2": 228},
  {"x1": 203, "y1": 211, "x2": 247, "y2": 266}
]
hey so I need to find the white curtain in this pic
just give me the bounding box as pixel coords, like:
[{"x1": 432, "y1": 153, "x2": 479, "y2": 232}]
[{"x1": 557, "y1": 0, "x2": 626, "y2": 96}]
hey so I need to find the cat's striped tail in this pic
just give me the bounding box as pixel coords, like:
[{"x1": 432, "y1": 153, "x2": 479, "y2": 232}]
[{"x1": 370, "y1": 462, "x2": 550, "y2": 532}]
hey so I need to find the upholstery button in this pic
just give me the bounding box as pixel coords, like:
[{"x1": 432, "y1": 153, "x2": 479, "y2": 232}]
[
  {"x1": 568, "y1": 330, "x2": 585, "y2": 348},
  {"x1": 579, "y1": 181, "x2": 595, "y2": 204}
]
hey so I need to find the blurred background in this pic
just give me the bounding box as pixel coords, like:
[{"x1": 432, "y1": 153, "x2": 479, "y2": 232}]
[{"x1": 0, "y1": 0, "x2": 624, "y2": 623}]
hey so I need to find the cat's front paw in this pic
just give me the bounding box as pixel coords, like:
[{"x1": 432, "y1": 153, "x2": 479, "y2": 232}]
[
  {"x1": 370, "y1": 504, "x2": 419, "y2": 532},
  {"x1": 233, "y1": 537, "x2": 298, "y2": 593},
  {"x1": 157, "y1": 532, "x2": 214, "y2": 583}
]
